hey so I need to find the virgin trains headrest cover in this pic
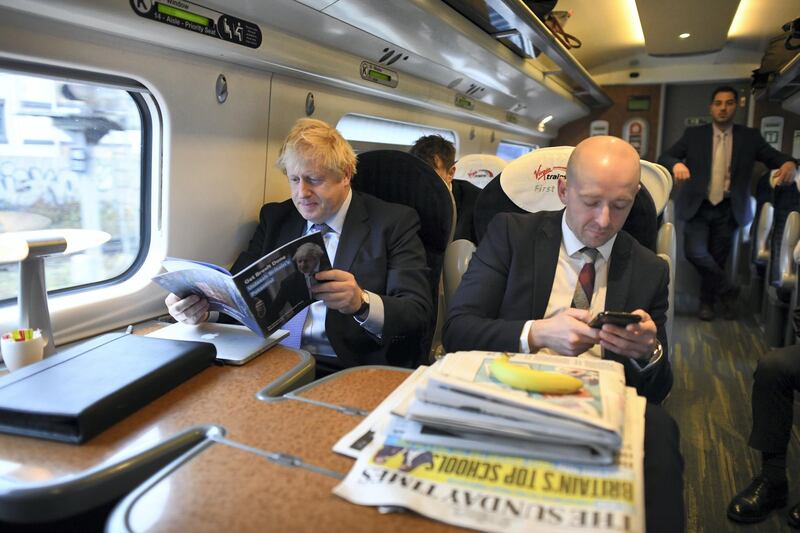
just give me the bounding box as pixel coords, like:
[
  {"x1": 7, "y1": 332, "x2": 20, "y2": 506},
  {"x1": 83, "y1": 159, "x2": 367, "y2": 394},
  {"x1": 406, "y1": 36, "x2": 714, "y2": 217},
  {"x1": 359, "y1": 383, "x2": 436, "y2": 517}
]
[
  {"x1": 500, "y1": 146, "x2": 672, "y2": 216},
  {"x1": 499, "y1": 146, "x2": 572, "y2": 213},
  {"x1": 453, "y1": 154, "x2": 508, "y2": 189}
]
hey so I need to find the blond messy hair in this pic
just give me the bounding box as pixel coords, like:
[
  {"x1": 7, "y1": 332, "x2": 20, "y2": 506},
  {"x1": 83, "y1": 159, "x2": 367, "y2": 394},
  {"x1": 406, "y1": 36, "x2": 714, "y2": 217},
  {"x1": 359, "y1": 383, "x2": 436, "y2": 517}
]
[{"x1": 277, "y1": 118, "x2": 357, "y2": 179}]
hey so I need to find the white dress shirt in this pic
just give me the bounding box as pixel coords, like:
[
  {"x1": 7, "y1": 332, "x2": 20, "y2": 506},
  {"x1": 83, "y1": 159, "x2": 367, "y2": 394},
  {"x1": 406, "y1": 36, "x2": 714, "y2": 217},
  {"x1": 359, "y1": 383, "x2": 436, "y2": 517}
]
[{"x1": 519, "y1": 213, "x2": 616, "y2": 359}]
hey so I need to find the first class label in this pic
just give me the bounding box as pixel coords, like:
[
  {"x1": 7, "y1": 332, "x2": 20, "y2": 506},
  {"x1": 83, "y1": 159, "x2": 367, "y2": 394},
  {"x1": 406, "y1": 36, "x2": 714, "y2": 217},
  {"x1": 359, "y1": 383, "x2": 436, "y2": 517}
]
[{"x1": 130, "y1": 0, "x2": 262, "y2": 49}]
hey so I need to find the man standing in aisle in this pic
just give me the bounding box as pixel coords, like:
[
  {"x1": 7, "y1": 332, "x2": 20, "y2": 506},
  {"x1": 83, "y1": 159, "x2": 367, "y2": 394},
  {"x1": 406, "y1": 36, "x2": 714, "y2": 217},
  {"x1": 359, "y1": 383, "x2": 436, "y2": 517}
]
[{"x1": 658, "y1": 86, "x2": 796, "y2": 321}]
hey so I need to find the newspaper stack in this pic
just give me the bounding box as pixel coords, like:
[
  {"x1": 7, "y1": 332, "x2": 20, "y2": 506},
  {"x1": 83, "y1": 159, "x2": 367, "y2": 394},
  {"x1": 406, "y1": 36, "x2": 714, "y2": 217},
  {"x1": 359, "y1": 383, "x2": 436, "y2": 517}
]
[
  {"x1": 332, "y1": 351, "x2": 647, "y2": 533},
  {"x1": 391, "y1": 351, "x2": 627, "y2": 465}
]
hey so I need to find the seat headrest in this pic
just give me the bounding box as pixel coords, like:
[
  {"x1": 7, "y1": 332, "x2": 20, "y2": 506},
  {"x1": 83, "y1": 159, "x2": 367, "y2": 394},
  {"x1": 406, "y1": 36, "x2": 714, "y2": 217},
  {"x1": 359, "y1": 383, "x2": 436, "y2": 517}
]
[
  {"x1": 498, "y1": 145, "x2": 672, "y2": 215},
  {"x1": 353, "y1": 150, "x2": 452, "y2": 253},
  {"x1": 640, "y1": 161, "x2": 672, "y2": 215},
  {"x1": 499, "y1": 146, "x2": 572, "y2": 213},
  {"x1": 453, "y1": 154, "x2": 508, "y2": 189}
]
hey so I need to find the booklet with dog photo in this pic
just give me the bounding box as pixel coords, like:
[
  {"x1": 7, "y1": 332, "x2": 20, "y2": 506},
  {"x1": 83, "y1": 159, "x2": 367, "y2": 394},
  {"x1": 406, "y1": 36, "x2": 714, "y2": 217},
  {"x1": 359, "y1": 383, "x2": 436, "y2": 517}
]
[{"x1": 152, "y1": 232, "x2": 331, "y2": 337}]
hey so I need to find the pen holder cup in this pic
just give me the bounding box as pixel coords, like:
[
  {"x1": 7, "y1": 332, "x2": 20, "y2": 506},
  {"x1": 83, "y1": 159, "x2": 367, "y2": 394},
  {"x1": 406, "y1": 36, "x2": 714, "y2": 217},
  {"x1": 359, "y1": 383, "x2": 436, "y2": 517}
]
[{"x1": 1, "y1": 332, "x2": 47, "y2": 372}]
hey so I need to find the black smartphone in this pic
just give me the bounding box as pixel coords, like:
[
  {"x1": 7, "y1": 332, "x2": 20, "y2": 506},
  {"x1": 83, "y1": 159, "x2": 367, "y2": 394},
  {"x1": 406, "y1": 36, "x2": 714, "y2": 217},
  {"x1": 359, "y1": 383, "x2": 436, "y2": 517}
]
[{"x1": 588, "y1": 311, "x2": 642, "y2": 328}]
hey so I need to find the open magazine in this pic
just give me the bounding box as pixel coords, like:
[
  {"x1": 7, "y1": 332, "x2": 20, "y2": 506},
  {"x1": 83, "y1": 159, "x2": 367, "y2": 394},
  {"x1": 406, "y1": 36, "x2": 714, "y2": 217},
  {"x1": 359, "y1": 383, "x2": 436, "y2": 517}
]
[
  {"x1": 334, "y1": 387, "x2": 646, "y2": 533},
  {"x1": 151, "y1": 232, "x2": 331, "y2": 337}
]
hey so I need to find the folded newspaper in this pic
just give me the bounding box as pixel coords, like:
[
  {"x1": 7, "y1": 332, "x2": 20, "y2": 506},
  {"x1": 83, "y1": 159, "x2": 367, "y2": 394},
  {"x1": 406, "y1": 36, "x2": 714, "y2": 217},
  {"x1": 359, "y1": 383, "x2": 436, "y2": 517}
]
[
  {"x1": 391, "y1": 351, "x2": 626, "y2": 465},
  {"x1": 334, "y1": 382, "x2": 646, "y2": 533}
]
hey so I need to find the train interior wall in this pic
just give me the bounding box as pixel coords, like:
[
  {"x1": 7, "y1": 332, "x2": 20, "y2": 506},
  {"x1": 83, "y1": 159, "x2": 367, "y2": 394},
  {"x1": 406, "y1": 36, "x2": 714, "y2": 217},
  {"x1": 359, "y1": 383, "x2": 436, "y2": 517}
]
[{"x1": 0, "y1": 6, "x2": 548, "y2": 344}]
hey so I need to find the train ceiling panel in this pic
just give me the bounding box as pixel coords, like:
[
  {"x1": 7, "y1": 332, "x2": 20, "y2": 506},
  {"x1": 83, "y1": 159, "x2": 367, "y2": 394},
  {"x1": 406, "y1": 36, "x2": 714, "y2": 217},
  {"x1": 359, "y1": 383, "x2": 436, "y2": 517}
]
[
  {"x1": 0, "y1": 0, "x2": 594, "y2": 134},
  {"x1": 219, "y1": 0, "x2": 594, "y2": 129},
  {"x1": 635, "y1": 0, "x2": 740, "y2": 56}
]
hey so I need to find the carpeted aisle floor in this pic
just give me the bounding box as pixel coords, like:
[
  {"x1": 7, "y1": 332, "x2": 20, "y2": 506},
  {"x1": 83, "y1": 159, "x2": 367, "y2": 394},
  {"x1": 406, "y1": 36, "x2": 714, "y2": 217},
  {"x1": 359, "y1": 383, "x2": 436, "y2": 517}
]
[{"x1": 666, "y1": 313, "x2": 800, "y2": 532}]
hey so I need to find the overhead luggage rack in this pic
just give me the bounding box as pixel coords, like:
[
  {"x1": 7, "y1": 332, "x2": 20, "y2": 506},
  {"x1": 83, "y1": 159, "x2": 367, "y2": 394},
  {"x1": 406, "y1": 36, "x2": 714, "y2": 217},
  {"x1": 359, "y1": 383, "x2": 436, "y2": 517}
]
[
  {"x1": 443, "y1": 0, "x2": 612, "y2": 109},
  {"x1": 764, "y1": 52, "x2": 800, "y2": 101}
]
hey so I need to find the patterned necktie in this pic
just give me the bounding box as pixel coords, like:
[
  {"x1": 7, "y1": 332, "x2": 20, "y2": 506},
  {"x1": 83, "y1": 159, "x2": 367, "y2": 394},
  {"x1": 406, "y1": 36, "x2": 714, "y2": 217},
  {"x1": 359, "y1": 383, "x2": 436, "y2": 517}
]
[
  {"x1": 310, "y1": 222, "x2": 331, "y2": 235},
  {"x1": 709, "y1": 132, "x2": 726, "y2": 206},
  {"x1": 571, "y1": 247, "x2": 598, "y2": 310},
  {"x1": 282, "y1": 223, "x2": 332, "y2": 349}
]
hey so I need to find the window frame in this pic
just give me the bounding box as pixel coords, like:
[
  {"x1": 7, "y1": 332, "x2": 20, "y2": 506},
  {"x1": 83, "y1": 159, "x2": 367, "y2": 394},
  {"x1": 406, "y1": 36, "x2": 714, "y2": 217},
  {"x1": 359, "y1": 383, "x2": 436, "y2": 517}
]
[
  {"x1": 496, "y1": 139, "x2": 538, "y2": 161},
  {"x1": 336, "y1": 113, "x2": 459, "y2": 154},
  {"x1": 0, "y1": 99, "x2": 6, "y2": 144},
  {"x1": 0, "y1": 61, "x2": 155, "y2": 304}
]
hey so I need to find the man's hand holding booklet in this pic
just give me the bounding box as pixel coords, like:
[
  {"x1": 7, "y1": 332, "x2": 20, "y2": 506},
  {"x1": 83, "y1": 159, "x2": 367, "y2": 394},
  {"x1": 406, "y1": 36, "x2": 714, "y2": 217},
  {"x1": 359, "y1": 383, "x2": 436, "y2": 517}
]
[{"x1": 151, "y1": 232, "x2": 331, "y2": 337}]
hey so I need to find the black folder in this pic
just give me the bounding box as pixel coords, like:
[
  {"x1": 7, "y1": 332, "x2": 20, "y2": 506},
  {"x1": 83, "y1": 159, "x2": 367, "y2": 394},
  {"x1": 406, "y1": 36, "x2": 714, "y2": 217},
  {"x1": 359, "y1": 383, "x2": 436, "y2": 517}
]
[{"x1": 0, "y1": 332, "x2": 216, "y2": 443}]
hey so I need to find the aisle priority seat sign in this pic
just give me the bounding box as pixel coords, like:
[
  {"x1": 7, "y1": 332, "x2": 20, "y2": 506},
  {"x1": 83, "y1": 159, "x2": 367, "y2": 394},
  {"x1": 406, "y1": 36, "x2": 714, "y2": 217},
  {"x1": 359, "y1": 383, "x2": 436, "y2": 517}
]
[{"x1": 130, "y1": 0, "x2": 262, "y2": 49}]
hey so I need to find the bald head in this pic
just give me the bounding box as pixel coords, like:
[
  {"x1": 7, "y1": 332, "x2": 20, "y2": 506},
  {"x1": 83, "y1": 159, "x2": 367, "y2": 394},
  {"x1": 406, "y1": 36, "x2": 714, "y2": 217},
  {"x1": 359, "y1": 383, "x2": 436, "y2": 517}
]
[
  {"x1": 566, "y1": 136, "x2": 641, "y2": 189},
  {"x1": 558, "y1": 136, "x2": 641, "y2": 247}
]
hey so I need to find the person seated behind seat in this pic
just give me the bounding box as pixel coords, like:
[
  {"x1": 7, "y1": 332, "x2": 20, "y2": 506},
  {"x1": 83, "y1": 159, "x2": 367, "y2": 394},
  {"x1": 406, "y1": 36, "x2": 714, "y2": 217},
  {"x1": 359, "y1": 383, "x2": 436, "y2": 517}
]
[
  {"x1": 727, "y1": 336, "x2": 800, "y2": 528},
  {"x1": 165, "y1": 118, "x2": 433, "y2": 374},
  {"x1": 443, "y1": 135, "x2": 671, "y2": 403},
  {"x1": 410, "y1": 135, "x2": 481, "y2": 243}
]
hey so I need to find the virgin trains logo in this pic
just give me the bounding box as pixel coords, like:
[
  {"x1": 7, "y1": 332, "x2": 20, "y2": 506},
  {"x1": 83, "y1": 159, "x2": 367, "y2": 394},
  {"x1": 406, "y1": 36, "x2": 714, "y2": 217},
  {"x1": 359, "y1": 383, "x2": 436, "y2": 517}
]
[
  {"x1": 531, "y1": 164, "x2": 565, "y2": 194},
  {"x1": 467, "y1": 169, "x2": 495, "y2": 179},
  {"x1": 532, "y1": 164, "x2": 566, "y2": 181}
]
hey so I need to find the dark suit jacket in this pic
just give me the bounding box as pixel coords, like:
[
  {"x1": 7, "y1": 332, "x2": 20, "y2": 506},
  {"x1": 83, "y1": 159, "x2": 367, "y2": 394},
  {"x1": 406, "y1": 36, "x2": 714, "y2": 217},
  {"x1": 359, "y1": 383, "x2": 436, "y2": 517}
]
[
  {"x1": 443, "y1": 210, "x2": 672, "y2": 403},
  {"x1": 451, "y1": 179, "x2": 481, "y2": 243},
  {"x1": 230, "y1": 191, "x2": 432, "y2": 368},
  {"x1": 658, "y1": 123, "x2": 794, "y2": 226}
]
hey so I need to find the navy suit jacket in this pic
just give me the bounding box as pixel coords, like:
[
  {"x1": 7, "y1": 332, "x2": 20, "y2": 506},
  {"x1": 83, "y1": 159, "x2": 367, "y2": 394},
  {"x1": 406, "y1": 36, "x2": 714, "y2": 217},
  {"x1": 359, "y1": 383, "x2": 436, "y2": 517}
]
[
  {"x1": 443, "y1": 210, "x2": 672, "y2": 403},
  {"x1": 658, "y1": 123, "x2": 793, "y2": 226},
  {"x1": 230, "y1": 191, "x2": 432, "y2": 368}
]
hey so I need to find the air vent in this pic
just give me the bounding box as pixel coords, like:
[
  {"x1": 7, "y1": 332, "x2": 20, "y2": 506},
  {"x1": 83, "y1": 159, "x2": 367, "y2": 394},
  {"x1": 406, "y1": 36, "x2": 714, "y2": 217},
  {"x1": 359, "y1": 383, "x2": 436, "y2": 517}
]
[
  {"x1": 465, "y1": 83, "x2": 486, "y2": 96},
  {"x1": 386, "y1": 52, "x2": 404, "y2": 66},
  {"x1": 379, "y1": 49, "x2": 394, "y2": 62},
  {"x1": 377, "y1": 47, "x2": 409, "y2": 65}
]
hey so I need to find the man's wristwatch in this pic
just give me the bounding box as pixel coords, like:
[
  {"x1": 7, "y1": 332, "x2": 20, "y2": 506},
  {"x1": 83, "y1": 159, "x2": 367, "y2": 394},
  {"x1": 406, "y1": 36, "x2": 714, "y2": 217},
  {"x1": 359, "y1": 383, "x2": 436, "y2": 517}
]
[
  {"x1": 354, "y1": 289, "x2": 370, "y2": 320},
  {"x1": 638, "y1": 340, "x2": 663, "y2": 367}
]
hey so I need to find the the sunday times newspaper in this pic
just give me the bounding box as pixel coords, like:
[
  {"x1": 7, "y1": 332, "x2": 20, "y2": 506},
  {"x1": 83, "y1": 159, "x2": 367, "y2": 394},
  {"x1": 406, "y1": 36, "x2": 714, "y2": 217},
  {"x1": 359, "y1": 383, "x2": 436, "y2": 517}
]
[{"x1": 334, "y1": 388, "x2": 646, "y2": 533}]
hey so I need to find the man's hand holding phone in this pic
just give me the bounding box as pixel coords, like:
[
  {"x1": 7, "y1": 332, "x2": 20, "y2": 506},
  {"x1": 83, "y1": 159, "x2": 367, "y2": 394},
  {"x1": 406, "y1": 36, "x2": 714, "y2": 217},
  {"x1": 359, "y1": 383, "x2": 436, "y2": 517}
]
[
  {"x1": 595, "y1": 309, "x2": 657, "y2": 359},
  {"x1": 528, "y1": 308, "x2": 601, "y2": 356}
]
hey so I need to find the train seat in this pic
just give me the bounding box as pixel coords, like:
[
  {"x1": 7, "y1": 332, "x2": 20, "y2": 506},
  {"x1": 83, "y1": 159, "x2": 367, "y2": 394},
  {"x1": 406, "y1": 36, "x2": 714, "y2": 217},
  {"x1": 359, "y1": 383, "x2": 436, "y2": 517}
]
[
  {"x1": 452, "y1": 153, "x2": 507, "y2": 189},
  {"x1": 761, "y1": 206, "x2": 798, "y2": 347},
  {"x1": 640, "y1": 160, "x2": 673, "y2": 217},
  {"x1": 473, "y1": 146, "x2": 660, "y2": 251},
  {"x1": 352, "y1": 150, "x2": 454, "y2": 363},
  {"x1": 442, "y1": 238, "x2": 477, "y2": 314},
  {"x1": 789, "y1": 240, "x2": 800, "y2": 346},
  {"x1": 751, "y1": 202, "x2": 774, "y2": 318}
]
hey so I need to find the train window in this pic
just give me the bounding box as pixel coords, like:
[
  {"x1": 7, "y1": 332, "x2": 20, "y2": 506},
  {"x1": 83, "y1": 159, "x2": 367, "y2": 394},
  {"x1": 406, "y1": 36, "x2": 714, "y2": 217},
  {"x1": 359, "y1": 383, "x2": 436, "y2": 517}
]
[
  {"x1": 0, "y1": 100, "x2": 6, "y2": 143},
  {"x1": 496, "y1": 140, "x2": 538, "y2": 161},
  {"x1": 0, "y1": 69, "x2": 151, "y2": 303},
  {"x1": 336, "y1": 113, "x2": 457, "y2": 153}
]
